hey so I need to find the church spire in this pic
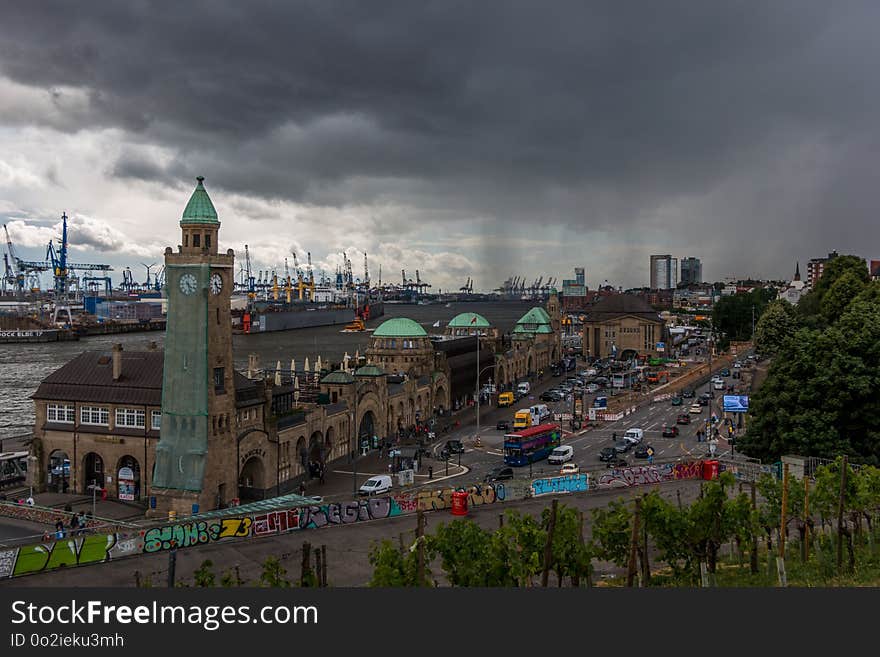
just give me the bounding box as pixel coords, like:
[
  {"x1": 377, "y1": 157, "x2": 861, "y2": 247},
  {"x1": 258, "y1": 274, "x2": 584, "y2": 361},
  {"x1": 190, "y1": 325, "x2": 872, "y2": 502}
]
[{"x1": 794, "y1": 261, "x2": 801, "y2": 282}]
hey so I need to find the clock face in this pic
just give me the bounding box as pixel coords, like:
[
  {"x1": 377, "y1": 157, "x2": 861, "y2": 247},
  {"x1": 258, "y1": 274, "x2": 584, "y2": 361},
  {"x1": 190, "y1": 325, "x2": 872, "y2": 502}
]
[
  {"x1": 179, "y1": 273, "x2": 198, "y2": 296},
  {"x1": 210, "y1": 273, "x2": 223, "y2": 295}
]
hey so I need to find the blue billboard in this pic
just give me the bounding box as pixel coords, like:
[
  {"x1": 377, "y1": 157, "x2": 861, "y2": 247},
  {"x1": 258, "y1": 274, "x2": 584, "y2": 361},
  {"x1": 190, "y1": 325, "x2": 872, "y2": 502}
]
[{"x1": 723, "y1": 395, "x2": 749, "y2": 413}]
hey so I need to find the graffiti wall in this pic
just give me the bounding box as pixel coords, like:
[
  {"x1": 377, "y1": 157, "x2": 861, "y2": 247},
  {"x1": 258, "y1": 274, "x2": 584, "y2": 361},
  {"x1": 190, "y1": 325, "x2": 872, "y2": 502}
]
[
  {"x1": 531, "y1": 473, "x2": 588, "y2": 496},
  {"x1": 0, "y1": 532, "x2": 142, "y2": 578},
  {"x1": 413, "y1": 483, "x2": 507, "y2": 511},
  {"x1": 596, "y1": 460, "x2": 703, "y2": 489}
]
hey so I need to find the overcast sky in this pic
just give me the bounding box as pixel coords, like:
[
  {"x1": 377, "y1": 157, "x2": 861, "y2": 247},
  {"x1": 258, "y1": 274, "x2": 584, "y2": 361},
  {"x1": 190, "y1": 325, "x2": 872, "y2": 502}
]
[{"x1": 1, "y1": 1, "x2": 878, "y2": 292}]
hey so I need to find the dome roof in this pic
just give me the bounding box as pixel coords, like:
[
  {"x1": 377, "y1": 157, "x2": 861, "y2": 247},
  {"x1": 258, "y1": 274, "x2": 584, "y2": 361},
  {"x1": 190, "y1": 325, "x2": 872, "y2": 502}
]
[
  {"x1": 321, "y1": 370, "x2": 355, "y2": 384},
  {"x1": 516, "y1": 307, "x2": 551, "y2": 326},
  {"x1": 373, "y1": 317, "x2": 427, "y2": 337},
  {"x1": 447, "y1": 312, "x2": 491, "y2": 328},
  {"x1": 355, "y1": 365, "x2": 386, "y2": 377},
  {"x1": 180, "y1": 176, "x2": 219, "y2": 224}
]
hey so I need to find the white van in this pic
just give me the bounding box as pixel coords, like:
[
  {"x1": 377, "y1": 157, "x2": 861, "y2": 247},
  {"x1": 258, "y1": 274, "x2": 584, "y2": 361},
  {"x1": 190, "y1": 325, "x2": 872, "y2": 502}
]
[
  {"x1": 516, "y1": 381, "x2": 531, "y2": 396},
  {"x1": 358, "y1": 475, "x2": 393, "y2": 496},
  {"x1": 530, "y1": 404, "x2": 551, "y2": 424},
  {"x1": 548, "y1": 445, "x2": 574, "y2": 464},
  {"x1": 623, "y1": 428, "x2": 644, "y2": 445}
]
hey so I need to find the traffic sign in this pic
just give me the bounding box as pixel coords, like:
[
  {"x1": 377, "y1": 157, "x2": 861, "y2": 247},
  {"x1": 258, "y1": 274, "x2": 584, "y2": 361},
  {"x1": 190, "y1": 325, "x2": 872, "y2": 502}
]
[{"x1": 646, "y1": 447, "x2": 655, "y2": 456}]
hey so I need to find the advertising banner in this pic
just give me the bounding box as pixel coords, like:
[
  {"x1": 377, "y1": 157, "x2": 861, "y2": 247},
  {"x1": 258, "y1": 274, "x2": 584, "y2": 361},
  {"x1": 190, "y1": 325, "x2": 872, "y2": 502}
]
[{"x1": 723, "y1": 395, "x2": 749, "y2": 413}]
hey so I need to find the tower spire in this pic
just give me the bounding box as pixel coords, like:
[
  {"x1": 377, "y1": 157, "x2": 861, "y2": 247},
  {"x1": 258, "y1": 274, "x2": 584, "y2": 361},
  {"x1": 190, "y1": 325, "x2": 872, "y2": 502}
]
[{"x1": 794, "y1": 261, "x2": 801, "y2": 282}]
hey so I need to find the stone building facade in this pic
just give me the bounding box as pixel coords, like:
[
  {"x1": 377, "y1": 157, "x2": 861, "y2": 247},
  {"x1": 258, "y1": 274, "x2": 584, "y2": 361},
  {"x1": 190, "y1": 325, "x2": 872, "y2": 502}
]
[{"x1": 580, "y1": 294, "x2": 667, "y2": 360}]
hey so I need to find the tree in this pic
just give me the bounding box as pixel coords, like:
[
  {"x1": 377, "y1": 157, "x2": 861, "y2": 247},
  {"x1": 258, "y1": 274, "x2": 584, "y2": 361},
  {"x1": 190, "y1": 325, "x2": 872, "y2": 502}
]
[
  {"x1": 193, "y1": 559, "x2": 216, "y2": 587},
  {"x1": 368, "y1": 539, "x2": 423, "y2": 587},
  {"x1": 686, "y1": 472, "x2": 740, "y2": 574},
  {"x1": 541, "y1": 504, "x2": 593, "y2": 586},
  {"x1": 590, "y1": 498, "x2": 632, "y2": 568},
  {"x1": 712, "y1": 288, "x2": 776, "y2": 344},
  {"x1": 754, "y1": 299, "x2": 798, "y2": 356},
  {"x1": 641, "y1": 491, "x2": 696, "y2": 583},
  {"x1": 820, "y1": 270, "x2": 867, "y2": 325},
  {"x1": 492, "y1": 510, "x2": 545, "y2": 586},
  {"x1": 428, "y1": 519, "x2": 495, "y2": 586},
  {"x1": 258, "y1": 556, "x2": 291, "y2": 588}
]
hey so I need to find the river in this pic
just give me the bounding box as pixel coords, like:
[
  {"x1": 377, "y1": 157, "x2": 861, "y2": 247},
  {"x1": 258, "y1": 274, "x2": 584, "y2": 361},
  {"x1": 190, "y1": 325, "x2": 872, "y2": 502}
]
[{"x1": 0, "y1": 301, "x2": 536, "y2": 440}]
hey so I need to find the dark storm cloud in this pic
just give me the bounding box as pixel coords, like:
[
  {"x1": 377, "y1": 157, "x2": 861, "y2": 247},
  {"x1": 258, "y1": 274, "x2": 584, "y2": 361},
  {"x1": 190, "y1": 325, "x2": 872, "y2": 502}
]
[{"x1": 2, "y1": 1, "x2": 880, "y2": 280}]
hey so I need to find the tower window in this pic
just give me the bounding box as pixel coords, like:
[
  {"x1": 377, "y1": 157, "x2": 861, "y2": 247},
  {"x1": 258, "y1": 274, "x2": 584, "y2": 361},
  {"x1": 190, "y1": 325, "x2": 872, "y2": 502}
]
[
  {"x1": 193, "y1": 233, "x2": 201, "y2": 247},
  {"x1": 214, "y1": 367, "x2": 225, "y2": 394},
  {"x1": 217, "y1": 308, "x2": 220, "y2": 325},
  {"x1": 205, "y1": 234, "x2": 211, "y2": 248},
  {"x1": 184, "y1": 233, "x2": 189, "y2": 247}
]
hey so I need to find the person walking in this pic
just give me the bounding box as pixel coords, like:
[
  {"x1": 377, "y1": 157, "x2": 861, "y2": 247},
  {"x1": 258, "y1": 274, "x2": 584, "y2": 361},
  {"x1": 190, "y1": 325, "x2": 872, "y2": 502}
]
[
  {"x1": 298, "y1": 481, "x2": 306, "y2": 496},
  {"x1": 428, "y1": 465, "x2": 433, "y2": 480}
]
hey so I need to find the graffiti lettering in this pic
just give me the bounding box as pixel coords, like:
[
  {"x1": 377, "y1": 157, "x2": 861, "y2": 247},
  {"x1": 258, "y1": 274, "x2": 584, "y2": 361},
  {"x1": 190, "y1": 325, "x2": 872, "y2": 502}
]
[
  {"x1": 598, "y1": 465, "x2": 662, "y2": 488},
  {"x1": 11, "y1": 534, "x2": 119, "y2": 576},
  {"x1": 393, "y1": 495, "x2": 418, "y2": 513},
  {"x1": 216, "y1": 517, "x2": 252, "y2": 539},
  {"x1": 0, "y1": 549, "x2": 17, "y2": 578},
  {"x1": 298, "y1": 497, "x2": 401, "y2": 529},
  {"x1": 417, "y1": 488, "x2": 453, "y2": 511},
  {"x1": 416, "y1": 484, "x2": 505, "y2": 511},
  {"x1": 143, "y1": 521, "x2": 210, "y2": 552},
  {"x1": 673, "y1": 461, "x2": 703, "y2": 480},
  {"x1": 253, "y1": 510, "x2": 300, "y2": 536},
  {"x1": 531, "y1": 474, "x2": 588, "y2": 496}
]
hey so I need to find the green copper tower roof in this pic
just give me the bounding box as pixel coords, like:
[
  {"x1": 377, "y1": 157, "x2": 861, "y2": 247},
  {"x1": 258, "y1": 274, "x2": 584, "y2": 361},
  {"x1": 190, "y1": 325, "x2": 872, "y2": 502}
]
[
  {"x1": 373, "y1": 317, "x2": 427, "y2": 337},
  {"x1": 447, "y1": 312, "x2": 491, "y2": 328},
  {"x1": 181, "y1": 176, "x2": 219, "y2": 224}
]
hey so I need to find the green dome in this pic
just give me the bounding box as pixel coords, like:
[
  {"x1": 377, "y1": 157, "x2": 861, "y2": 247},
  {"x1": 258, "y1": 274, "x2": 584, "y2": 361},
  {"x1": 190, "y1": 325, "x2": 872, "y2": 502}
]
[
  {"x1": 321, "y1": 370, "x2": 355, "y2": 384},
  {"x1": 516, "y1": 307, "x2": 551, "y2": 326},
  {"x1": 355, "y1": 365, "x2": 386, "y2": 377},
  {"x1": 373, "y1": 317, "x2": 427, "y2": 338},
  {"x1": 180, "y1": 176, "x2": 219, "y2": 224},
  {"x1": 447, "y1": 312, "x2": 491, "y2": 328}
]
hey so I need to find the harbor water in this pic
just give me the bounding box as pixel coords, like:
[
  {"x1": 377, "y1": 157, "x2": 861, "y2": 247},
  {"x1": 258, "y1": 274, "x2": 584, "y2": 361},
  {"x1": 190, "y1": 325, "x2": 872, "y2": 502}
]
[{"x1": 0, "y1": 301, "x2": 535, "y2": 440}]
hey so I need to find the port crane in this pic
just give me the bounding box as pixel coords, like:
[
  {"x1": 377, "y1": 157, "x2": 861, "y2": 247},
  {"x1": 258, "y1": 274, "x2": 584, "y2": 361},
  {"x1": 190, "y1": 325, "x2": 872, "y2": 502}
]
[
  {"x1": 459, "y1": 277, "x2": 473, "y2": 294},
  {"x1": 4, "y1": 223, "x2": 48, "y2": 295}
]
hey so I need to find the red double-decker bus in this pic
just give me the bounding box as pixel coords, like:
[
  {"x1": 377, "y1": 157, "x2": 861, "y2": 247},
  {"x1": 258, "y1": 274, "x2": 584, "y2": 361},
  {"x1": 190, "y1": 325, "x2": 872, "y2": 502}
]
[{"x1": 503, "y1": 423, "x2": 562, "y2": 467}]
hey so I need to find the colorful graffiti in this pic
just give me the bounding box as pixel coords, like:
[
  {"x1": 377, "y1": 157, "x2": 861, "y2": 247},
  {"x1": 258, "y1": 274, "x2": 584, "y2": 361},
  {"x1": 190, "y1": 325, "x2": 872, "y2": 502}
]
[
  {"x1": 0, "y1": 532, "x2": 141, "y2": 578},
  {"x1": 298, "y1": 497, "x2": 402, "y2": 529},
  {"x1": 597, "y1": 461, "x2": 703, "y2": 488},
  {"x1": 252, "y1": 509, "x2": 300, "y2": 537},
  {"x1": 416, "y1": 483, "x2": 506, "y2": 511},
  {"x1": 143, "y1": 517, "x2": 252, "y2": 553},
  {"x1": 531, "y1": 474, "x2": 588, "y2": 496}
]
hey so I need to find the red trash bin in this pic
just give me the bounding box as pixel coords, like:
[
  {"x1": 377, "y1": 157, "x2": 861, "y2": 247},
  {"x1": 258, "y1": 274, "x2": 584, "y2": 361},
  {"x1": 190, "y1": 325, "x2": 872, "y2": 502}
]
[
  {"x1": 101, "y1": 487, "x2": 108, "y2": 500},
  {"x1": 451, "y1": 490, "x2": 469, "y2": 516},
  {"x1": 703, "y1": 460, "x2": 719, "y2": 480}
]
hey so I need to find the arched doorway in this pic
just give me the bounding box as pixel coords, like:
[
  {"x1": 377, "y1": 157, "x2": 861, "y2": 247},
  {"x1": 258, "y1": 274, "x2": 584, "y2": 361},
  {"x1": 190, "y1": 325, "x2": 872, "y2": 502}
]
[
  {"x1": 308, "y1": 431, "x2": 324, "y2": 463},
  {"x1": 48, "y1": 449, "x2": 72, "y2": 494},
  {"x1": 82, "y1": 452, "x2": 104, "y2": 495},
  {"x1": 620, "y1": 348, "x2": 638, "y2": 361},
  {"x1": 434, "y1": 385, "x2": 448, "y2": 413},
  {"x1": 325, "y1": 426, "x2": 335, "y2": 458},
  {"x1": 358, "y1": 410, "x2": 375, "y2": 450},
  {"x1": 296, "y1": 435, "x2": 307, "y2": 470},
  {"x1": 239, "y1": 456, "x2": 266, "y2": 501},
  {"x1": 116, "y1": 455, "x2": 140, "y2": 501},
  {"x1": 527, "y1": 354, "x2": 534, "y2": 376}
]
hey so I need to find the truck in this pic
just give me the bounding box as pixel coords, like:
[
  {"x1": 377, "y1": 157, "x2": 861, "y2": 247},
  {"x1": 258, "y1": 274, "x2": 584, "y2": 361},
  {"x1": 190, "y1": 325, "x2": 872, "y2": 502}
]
[
  {"x1": 530, "y1": 404, "x2": 551, "y2": 424},
  {"x1": 497, "y1": 391, "x2": 515, "y2": 407},
  {"x1": 516, "y1": 381, "x2": 530, "y2": 397},
  {"x1": 513, "y1": 408, "x2": 533, "y2": 430}
]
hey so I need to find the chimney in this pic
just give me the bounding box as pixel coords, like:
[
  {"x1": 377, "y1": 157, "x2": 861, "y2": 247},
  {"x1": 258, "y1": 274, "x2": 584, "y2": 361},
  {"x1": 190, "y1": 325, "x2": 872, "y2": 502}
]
[
  {"x1": 247, "y1": 353, "x2": 260, "y2": 379},
  {"x1": 112, "y1": 343, "x2": 123, "y2": 381}
]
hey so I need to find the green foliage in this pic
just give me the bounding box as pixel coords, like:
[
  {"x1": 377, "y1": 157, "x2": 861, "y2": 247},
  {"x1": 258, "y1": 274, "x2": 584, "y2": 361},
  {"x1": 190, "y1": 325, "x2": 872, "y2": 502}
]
[
  {"x1": 220, "y1": 566, "x2": 244, "y2": 587},
  {"x1": 642, "y1": 491, "x2": 697, "y2": 583},
  {"x1": 541, "y1": 504, "x2": 593, "y2": 586},
  {"x1": 258, "y1": 556, "x2": 291, "y2": 588},
  {"x1": 428, "y1": 520, "x2": 495, "y2": 586},
  {"x1": 367, "y1": 539, "x2": 424, "y2": 587},
  {"x1": 754, "y1": 300, "x2": 798, "y2": 356},
  {"x1": 494, "y1": 510, "x2": 545, "y2": 586},
  {"x1": 712, "y1": 288, "x2": 776, "y2": 343},
  {"x1": 193, "y1": 559, "x2": 216, "y2": 587},
  {"x1": 820, "y1": 271, "x2": 867, "y2": 324},
  {"x1": 589, "y1": 499, "x2": 632, "y2": 568}
]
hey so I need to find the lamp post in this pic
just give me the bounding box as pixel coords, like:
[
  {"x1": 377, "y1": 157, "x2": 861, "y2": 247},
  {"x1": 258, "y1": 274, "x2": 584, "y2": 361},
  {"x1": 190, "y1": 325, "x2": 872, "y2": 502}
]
[
  {"x1": 91, "y1": 478, "x2": 97, "y2": 518},
  {"x1": 475, "y1": 362, "x2": 495, "y2": 449}
]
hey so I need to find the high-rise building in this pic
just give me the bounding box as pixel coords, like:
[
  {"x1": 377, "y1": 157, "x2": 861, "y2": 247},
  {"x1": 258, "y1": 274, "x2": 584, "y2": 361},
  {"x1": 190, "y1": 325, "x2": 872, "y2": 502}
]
[
  {"x1": 806, "y1": 251, "x2": 838, "y2": 288},
  {"x1": 680, "y1": 257, "x2": 702, "y2": 285},
  {"x1": 650, "y1": 255, "x2": 678, "y2": 290},
  {"x1": 574, "y1": 267, "x2": 585, "y2": 287}
]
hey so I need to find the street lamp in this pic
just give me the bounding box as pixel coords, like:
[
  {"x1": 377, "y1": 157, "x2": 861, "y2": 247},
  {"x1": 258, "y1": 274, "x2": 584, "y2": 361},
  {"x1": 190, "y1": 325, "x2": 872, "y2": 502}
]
[{"x1": 475, "y1": 362, "x2": 495, "y2": 448}]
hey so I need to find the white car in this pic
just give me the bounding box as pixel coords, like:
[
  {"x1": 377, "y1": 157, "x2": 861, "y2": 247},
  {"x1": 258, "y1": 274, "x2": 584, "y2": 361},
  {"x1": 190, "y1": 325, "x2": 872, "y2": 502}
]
[
  {"x1": 690, "y1": 403, "x2": 703, "y2": 414},
  {"x1": 586, "y1": 383, "x2": 600, "y2": 394},
  {"x1": 548, "y1": 445, "x2": 574, "y2": 464},
  {"x1": 560, "y1": 463, "x2": 580, "y2": 475},
  {"x1": 623, "y1": 428, "x2": 644, "y2": 445}
]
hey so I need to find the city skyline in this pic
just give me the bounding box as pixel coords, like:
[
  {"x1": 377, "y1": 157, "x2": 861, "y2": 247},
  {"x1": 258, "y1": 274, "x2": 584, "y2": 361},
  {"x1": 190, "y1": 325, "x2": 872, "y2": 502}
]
[{"x1": 2, "y1": 3, "x2": 880, "y2": 291}]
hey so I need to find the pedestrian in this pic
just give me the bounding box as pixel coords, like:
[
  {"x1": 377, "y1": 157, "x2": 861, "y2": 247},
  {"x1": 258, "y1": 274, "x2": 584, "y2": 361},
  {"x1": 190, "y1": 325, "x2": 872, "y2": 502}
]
[
  {"x1": 77, "y1": 511, "x2": 87, "y2": 534},
  {"x1": 25, "y1": 495, "x2": 35, "y2": 506},
  {"x1": 54, "y1": 519, "x2": 65, "y2": 540},
  {"x1": 298, "y1": 481, "x2": 306, "y2": 496},
  {"x1": 428, "y1": 465, "x2": 433, "y2": 480},
  {"x1": 69, "y1": 512, "x2": 80, "y2": 536},
  {"x1": 319, "y1": 465, "x2": 325, "y2": 485},
  {"x1": 612, "y1": 431, "x2": 617, "y2": 442}
]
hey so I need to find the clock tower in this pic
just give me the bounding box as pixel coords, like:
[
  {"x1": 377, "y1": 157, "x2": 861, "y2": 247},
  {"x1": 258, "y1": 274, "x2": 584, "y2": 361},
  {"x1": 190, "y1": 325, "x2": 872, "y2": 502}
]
[{"x1": 151, "y1": 176, "x2": 237, "y2": 514}]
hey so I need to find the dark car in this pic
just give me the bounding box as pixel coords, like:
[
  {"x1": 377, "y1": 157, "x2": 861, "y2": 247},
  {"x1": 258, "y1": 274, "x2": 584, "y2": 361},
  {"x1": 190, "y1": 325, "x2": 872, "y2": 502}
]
[
  {"x1": 613, "y1": 440, "x2": 631, "y2": 454},
  {"x1": 681, "y1": 389, "x2": 695, "y2": 398},
  {"x1": 720, "y1": 368, "x2": 730, "y2": 377},
  {"x1": 676, "y1": 413, "x2": 691, "y2": 425},
  {"x1": 484, "y1": 466, "x2": 515, "y2": 482},
  {"x1": 670, "y1": 396, "x2": 683, "y2": 406},
  {"x1": 444, "y1": 439, "x2": 465, "y2": 454},
  {"x1": 662, "y1": 425, "x2": 679, "y2": 438},
  {"x1": 634, "y1": 444, "x2": 653, "y2": 459},
  {"x1": 541, "y1": 391, "x2": 563, "y2": 402},
  {"x1": 599, "y1": 447, "x2": 617, "y2": 462},
  {"x1": 605, "y1": 455, "x2": 628, "y2": 468},
  {"x1": 698, "y1": 397, "x2": 710, "y2": 406},
  {"x1": 496, "y1": 420, "x2": 510, "y2": 431}
]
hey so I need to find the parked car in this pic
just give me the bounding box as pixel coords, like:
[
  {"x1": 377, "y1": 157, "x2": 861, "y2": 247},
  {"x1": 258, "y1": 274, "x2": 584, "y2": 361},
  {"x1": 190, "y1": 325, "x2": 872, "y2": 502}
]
[
  {"x1": 733, "y1": 362, "x2": 742, "y2": 369},
  {"x1": 559, "y1": 463, "x2": 580, "y2": 475},
  {"x1": 670, "y1": 396, "x2": 683, "y2": 406},
  {"x1": 720, "y1": 368, "x2": 730, "y2": 377},
  {"x1": 662, "y1": 425, "x2": 679, "y2": 438},
  {"x1": 690, "y1": 403, "x2": 703, "y2": 414},
  {"x1": 599, "y1": 446, "x2": 617, "y2": 462},
  {"x1": 634, "y1": 444, "x2": 653, "y2": 459},
  {"x1": 484, "y1": 466, "x2": 515, "y2": 482},
  {"x1": 681, "y1": 389, "x2": 695, "y2": 398},
  {"x1": 614, "y1": 440, "x2": 632, "y2": 454},
  {"x1": 586, "y1": 383, "x2": 601, "y2": 394},
  {"x1": 676, "y1": 413, "x2": 692, "y2": 425},
  {"x1": 358, "y1": 475, "x2": 393, "y2": 496},
  {"x1": 496, "y1": 420, "x2": 510, "y2": 431},
  {"x1": 540, "y1": 391, "x2": 562, "y2": 402},
  {"x1": 605, "y1": 455, "x2": 628, "y2": 468}
]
